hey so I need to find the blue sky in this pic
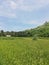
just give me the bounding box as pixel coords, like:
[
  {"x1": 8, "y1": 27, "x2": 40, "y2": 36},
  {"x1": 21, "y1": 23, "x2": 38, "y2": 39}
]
[{"x1": 0, "y1": 0, "x2": 49, "y2": 31}]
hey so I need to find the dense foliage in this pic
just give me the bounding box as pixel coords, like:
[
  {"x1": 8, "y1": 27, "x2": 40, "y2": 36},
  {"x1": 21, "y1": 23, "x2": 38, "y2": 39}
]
[{"x1": 0, "y1": 21, "x2": 49, "y2": 37}]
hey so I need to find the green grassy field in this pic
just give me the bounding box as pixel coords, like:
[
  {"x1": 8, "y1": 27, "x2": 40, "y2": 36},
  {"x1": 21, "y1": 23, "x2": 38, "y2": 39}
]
[{"x1": 0, "y1": 37, "x2": 49, "y2": 65}]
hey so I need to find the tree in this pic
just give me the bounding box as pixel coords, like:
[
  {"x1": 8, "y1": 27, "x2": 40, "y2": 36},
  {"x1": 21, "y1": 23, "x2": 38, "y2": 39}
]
[{"x1": 0, "y1": 30, "x2": 5, "y2": 36}]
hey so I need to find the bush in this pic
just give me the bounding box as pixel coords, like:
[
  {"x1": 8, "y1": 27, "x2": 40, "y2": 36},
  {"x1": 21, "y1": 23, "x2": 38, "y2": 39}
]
[{"x1": 33, "y1": 35, "x2": 38, "y2": 40}]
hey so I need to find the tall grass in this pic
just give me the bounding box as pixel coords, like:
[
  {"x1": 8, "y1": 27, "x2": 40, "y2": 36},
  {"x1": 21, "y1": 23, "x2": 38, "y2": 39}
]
[{"x1": 0, "y1": 37, "x2": 49, "y2": 65}]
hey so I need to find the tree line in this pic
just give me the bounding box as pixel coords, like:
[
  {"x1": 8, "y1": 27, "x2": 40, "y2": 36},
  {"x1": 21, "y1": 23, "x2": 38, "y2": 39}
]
[
  {"x1": 0, "y1": 30, "x2": 29, "y2": 37},
  {"x1": 0, "y1": 22, "x2": 49, "y2": 37}
]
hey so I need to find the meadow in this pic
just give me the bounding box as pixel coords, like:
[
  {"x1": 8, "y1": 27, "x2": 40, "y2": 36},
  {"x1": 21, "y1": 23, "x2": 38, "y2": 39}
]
[{"x1": 0, "y1": 37, "x2": 49, "y2": 65}]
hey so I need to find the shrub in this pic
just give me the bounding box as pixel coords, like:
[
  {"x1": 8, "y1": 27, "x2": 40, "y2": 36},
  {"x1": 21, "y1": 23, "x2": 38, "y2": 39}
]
[{"x1": 33, "y1": 35, "x2": 38, "y2": 40}]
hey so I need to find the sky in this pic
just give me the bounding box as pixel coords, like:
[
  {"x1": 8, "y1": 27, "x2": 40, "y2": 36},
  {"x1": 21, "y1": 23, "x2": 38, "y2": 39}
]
[{"x1": 0, "y1": 0, "x2": 49, "y2": 31}]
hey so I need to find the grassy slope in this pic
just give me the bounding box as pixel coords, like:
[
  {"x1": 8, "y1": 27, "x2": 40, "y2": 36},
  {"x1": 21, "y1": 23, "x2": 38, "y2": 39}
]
[{"x1": 0, "y1": 37, "x2": 49, "y2": 65}]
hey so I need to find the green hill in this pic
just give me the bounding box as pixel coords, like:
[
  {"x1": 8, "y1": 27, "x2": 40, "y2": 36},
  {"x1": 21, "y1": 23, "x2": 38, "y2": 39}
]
[{"x1": 25, "y1": 21, "x2": 49, "y2": 37}]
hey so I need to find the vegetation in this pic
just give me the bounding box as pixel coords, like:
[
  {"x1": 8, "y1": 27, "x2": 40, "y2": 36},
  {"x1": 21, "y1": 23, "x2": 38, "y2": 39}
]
[
  {"x1": 0, "y1": 21, "x2": 49, "y2": 37},
  {"x1": 0, "y1": 37, "x2": 49, "y2": 65},
  {"x1": 26, "y1": 21, "x2": 49, "y2": 37},
  {"x1": 33, "y1": 35, "x2": 38, "y2": 40},
  {"x1": 0, "y1": 21, "x2": 49, "y2": 65}
]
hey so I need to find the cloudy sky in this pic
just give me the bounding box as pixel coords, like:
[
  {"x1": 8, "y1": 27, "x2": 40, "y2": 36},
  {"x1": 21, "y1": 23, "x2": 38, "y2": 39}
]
[{"x1": 0, "y1": 0, "x2": 49, "y2": 31}]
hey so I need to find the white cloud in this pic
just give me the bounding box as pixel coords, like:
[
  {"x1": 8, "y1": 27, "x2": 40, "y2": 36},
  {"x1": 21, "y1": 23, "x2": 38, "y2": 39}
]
[
  {"x1": 0, "y1": 9, "x2": 16, "y2": 18},
  {"x1": 2, "y1": 0, "x2": 49, "y2": 11},
  {"x1": 21, "y1": 0, "x2": 49, "y2": 11},
  {"x1": 9, "y1": 1, "x2": 16, "y2": 9},
  {"x1": 25, "y1": 20, "x2": 39, "y2": 25},
  {"x1": 0, "y1": 0, "x2": 49, "y2": 17},
  {"x1": 0, "y1": 1, "x2": 16, "y2": 18},
  {"x1": 5, "y1": 0, "x2": 17, "y2": 9},
  {"x1": 10, "y1": 0, "x2": 49, "y2": 11},
  {"x1": 22, "y1": 20, "x2": 46, "y2": 26}
]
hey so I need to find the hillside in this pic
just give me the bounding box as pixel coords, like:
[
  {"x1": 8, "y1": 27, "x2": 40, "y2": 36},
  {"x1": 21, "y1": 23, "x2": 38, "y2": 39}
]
[{"x1": 24, "y1": 22, "x2": 49, "y2": 37}]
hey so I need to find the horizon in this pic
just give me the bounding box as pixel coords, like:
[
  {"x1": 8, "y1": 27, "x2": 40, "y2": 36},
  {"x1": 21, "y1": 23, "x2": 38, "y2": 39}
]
[
  {"x1": 0, "y1": 0, "x2": 49, "y2": 31},
  {"x1": 0, "y1": 21, "x2": 49, "y2": 32}
]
